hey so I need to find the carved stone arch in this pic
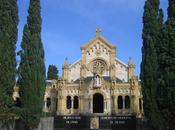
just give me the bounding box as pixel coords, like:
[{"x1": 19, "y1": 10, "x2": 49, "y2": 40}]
[{"x1": 89, "y1": 90, "x2": 108, "y2": 100}]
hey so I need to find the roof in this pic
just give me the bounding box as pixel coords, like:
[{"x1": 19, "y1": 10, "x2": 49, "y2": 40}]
[
  {"x1": 103, "y1": 76, "x2": 123, "y2": 83},
  {"x1": 116, "y1": 58, "x2": 128, "y2": 67},
  {"x1": 74, "y1": 76, "x2": 123, "y2": 83},
  {"x1": 74, "y1": 77, "x2": 93, "y2": 83},
  {"x1": 69, "y1": 59, "x2": 81, "y2": 68},
  {"x1": 46, "y1": 80, "x2": 52, "y2": 87},
  {"x1": 81, "y1": 34, "x2": 116, "y2": 50}
]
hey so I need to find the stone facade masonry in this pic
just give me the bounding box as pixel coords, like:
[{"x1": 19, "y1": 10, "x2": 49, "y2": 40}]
[
  {"x1": 13, "y1": 29, "x2": 143, "y2": 118},
  {"x1": 42, "y1": 29, "x2": 144, "y2": 117}
]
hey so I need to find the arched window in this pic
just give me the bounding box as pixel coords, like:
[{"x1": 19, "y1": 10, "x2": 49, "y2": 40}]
[
  {"x1": 125, "y1": 96, "x2": 130, "y2": 109},
  {"x1": 118, "y1": 96, "x2": 123, "y2": 109},
  {"x1": 139, "y1": 98, "x2": 142, "y2": 111},
  {"x1": 73, "y1": 96, "x2": 79, "y2": 109},
  {"x1": 15, "y1": 97, "x2": 21, "y2": 107},
  {"x1": 46, "y1": 98, "x2": 51, "y2": 108},
  {"x1": 66, "y1": 96, "x2": 71, "y2": 109}
]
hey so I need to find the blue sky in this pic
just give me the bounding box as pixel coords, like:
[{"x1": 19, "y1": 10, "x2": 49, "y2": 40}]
[{"x1": 17, "y1": 0, "x2": 168, "y2": 77}]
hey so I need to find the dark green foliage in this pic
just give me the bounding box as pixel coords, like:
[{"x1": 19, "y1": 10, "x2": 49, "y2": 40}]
[
  {"x1": 0, "y1": 0, "x2": 18, "y2": 119},
  {"x1": 18, "y1": 0, "x2": 45, "y2": 129},
  {"x1": 158, "y1": 1, "x2": 175, "y2": 129},
  {"x1": 156, "y1": 22, "x2": 172, "y2": 130},
  {"x1": 141, "y1": 0, "x2": 161, "y2": 129},
  {"x1": 142, "y1": 0, "x2": 175, "y2": 130},
  {"x1": 47, "y1": 65, "x2": 58, "y2": 80}
]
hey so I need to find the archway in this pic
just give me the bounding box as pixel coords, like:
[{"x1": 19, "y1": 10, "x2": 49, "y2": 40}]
[
  {"x1": 125, "y1": 96, "x2": 130, "y2": 109},
  {"x1": 118, "y1": 96, "x2": 123, "y2": 109},
  {"x1": 73, "y1": 96, "x2": 79, "y2": 109},
  {"x1": 66, "y1": 96, "x2": 71, "y2": 109},
  {"x1": 93, "y1": 93, "x2": 104, "y2": 113}
]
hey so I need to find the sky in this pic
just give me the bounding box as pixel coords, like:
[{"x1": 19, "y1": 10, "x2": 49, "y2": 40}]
[{"x1": 17, "y1": 0, "x2": 168, "y2": 77}]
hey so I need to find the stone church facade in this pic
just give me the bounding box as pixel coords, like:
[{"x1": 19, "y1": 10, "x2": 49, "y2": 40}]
[{"x1": 43, "y1": 29, "x2": 143, "y2": 117}]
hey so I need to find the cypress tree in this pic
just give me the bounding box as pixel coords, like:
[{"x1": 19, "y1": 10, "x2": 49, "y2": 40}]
[
  {"x1": 18, "y1": 0, "x2": 45, "y2": 129},
  {"x1": 158, "y1": 0, "x2": 175, "y2": 129},
  {"x1": 47, "y1": 65, "x2": 58, "y2": 80},
  {"x1": 167, "y1": 3, "x2": 175, "y2": 128},
  {"x1": 140, "y1": 0, "x2": 161, "y2": 129},
  {"x1": 0, "y1": 0, "x2": 18, "y2": 119}
]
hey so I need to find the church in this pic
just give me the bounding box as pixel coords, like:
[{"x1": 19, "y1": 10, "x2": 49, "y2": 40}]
[{"x1": 43, "y1": 28, "x2": 143, "y2": 118}]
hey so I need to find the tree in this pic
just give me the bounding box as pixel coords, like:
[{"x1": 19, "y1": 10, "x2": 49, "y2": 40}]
[
  {"x1": 47, "y1": 65, "x2": 58, "y2": 80},
  {"x1": 157, "y1": 0, "x2": 175, "y2": 129},
  {"x1": 18, "y1": 0, "x2": 45, "y2": 129},
  {"x1": 0, "y1": 0, "x2": 18, "y2": 119},
  {"x1": 166, "y1": 1, "x2": 175, "y2": 127},
  {"x1": 140, "y1": 0, "x2": 161, "y2": 129}
]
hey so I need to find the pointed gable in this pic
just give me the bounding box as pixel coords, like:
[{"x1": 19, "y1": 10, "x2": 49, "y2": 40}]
[{"x1": 81, "y1": 34, "x2": 116, "y2": 51}]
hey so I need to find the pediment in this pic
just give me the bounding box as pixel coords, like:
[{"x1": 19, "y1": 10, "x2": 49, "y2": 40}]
[{"x1": 81, "y1": 35, "x2": 116, "y2": 51}]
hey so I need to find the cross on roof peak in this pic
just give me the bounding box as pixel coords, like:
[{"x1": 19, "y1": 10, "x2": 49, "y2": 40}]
[{"x1": 96, "y1": 27, "x2": 102, "y2": 36}]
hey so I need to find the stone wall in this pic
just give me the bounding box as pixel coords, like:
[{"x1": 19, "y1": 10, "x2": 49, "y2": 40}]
[
  {"x1": 15, "y1": 117, "x2": 54, "y2": 130},
  {"x1": 12, "y1": 116, "x2": 151, "y2": 130},
  {"x1": 0, "y1": 120, "x2": 15, "y2": 130},
  {"x1": 35, "y1": 117, "x2": 54, "y2": 130}
]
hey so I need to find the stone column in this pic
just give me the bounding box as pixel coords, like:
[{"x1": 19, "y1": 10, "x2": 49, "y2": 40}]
[
  {"x1": 107, "y1": 98, "x2": 111, "y2": 114},
  {"x1": 44, "y1": 100, "x2": 47, "y2": 111},
  {"x1": 90, "y1": 97, "x2": 93, "y2": 114},
  {"x1": 71, "y1": 97, "x2": 74, "y2": 114},
  {"x1": 129, "y1": 96, "x2": 131, "y2": 114},
  {"x1": 115, "y1": 96, "x2": 118, "y2": 114},
  {"x1": 88, "y1": 98, "x2": 91, "y2": 114},
  {"x1": 135, "y1": 96, "x2": 139, "y2": 114},
  {"x1": 122, "y1": 96, "x2": 125, "y2": 114},
  {"x1": 104, "y1": 100, "x2": 106, "y2": 112},
  {"x1": 58, "y1": 96, "x2": 63, "y2": 115},
  {"x1": 111, "y1": 95, "x2": 115, "y2": 114},
  {"x1": 79, "y1": 96, "x2": 82, "y2": 114},
  {"x1": 131, "y1": 95, "x2": 136, "y2": 113},
  {"x1": 56, "y1": 92, "x2": 59, "y2": 115}
]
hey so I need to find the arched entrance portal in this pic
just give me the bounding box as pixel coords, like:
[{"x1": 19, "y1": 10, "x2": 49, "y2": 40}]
[{"x1": 93, "y1": 93, "x2": 104, "y2": 113}]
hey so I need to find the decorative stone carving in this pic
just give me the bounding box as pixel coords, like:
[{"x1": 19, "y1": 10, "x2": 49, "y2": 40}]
[
  {"x1": 110, "y1": 64, "x2": 115, "y2": 70},
  {"x1": 93, "y1": 75, "x2": 101, "y2": 87},
  {"x1": 90, "y1": 117, "x2": 99, "y2": 129},
  {"x1": 95, "y1": 49, "x2": 101, "y2": 56},
  {"x1": 12, "y1": 86, "x2": 20, "y2": 101},
  {"x1": 92, "y1": 59, "x2": 106, "y2": 75},
  {"x1": 130, "y1": 77, "x2": 136, "y2": 90},
  {"x1": 33, "y1": 29, "x2": 143, "y2": 117}
]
